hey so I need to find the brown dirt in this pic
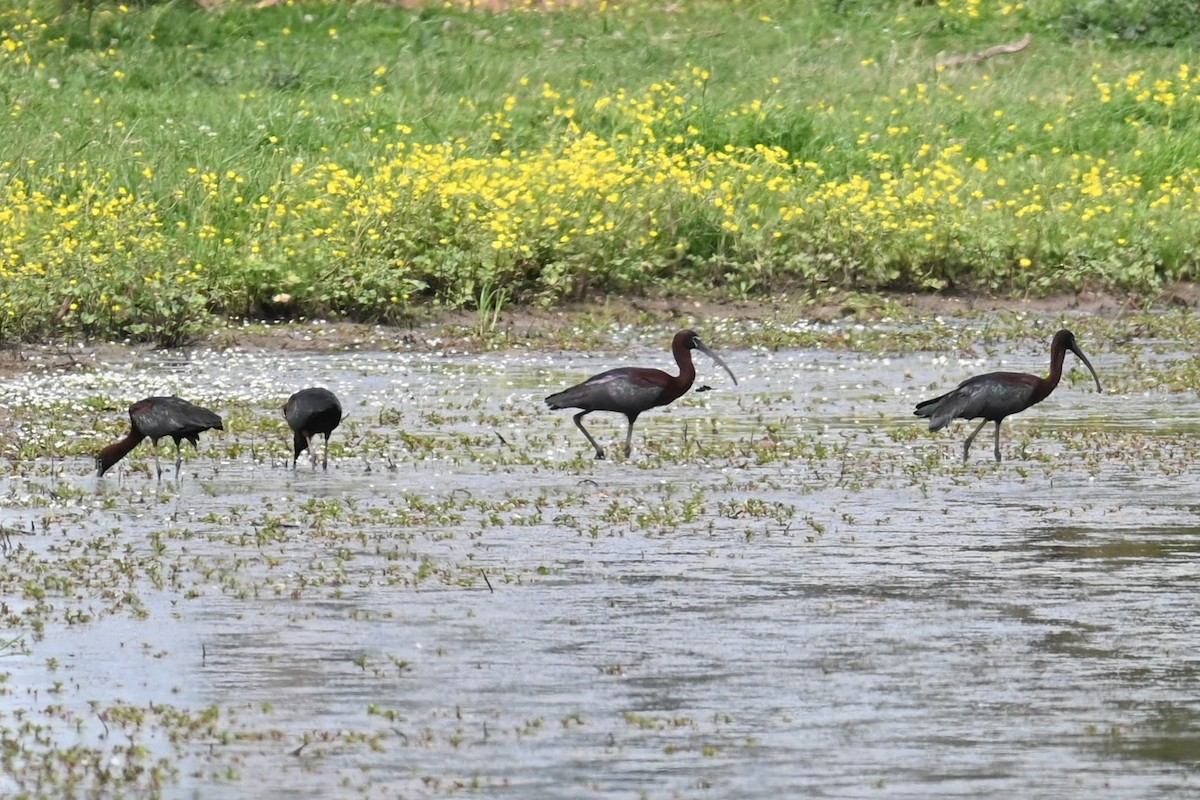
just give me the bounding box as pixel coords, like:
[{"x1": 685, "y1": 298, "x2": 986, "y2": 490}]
[{"x1": 0, "y1": 286, "x2": 1191, "y2": 381}]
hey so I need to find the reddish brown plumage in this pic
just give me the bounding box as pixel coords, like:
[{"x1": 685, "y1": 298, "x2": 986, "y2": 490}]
[
  {"x1": 97, "y1": 396, "x2": 223, "y2": 478},
  {"x1": 915, "y1": 329, "x2": 1102, "y2": 463},
  {"x1": 545, "y1": 330, "x2": 737, "y2": 459}
]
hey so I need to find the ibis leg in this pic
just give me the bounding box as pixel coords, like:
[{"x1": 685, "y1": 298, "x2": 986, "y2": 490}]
[
  {"x1": 623, "y1": 416, "x2": 638, "y2": 458},
  {"x1": 572, "y1": 411, "x2": 605, "y2": 460},
  {"x1": 174, "y1": 441, "x2": 184, "y2": 479},
  {"x1": 306, "y1": 433, "x2": 318, "y2": 471},
  {"x1": 321, "y1": 434, "x2": 330, "y2": 471},
  {"x1": 993, "y1": 421, "x2": 1003, "y2": 463},
  {"x1": 152, "y1": 442, "x2": 163, "y2": 480},
  {"x1": 962, "y1": 419, "x2": 989, "y2": 464}
]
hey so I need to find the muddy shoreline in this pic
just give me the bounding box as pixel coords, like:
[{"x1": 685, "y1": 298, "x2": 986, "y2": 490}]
[{"x1": 1, "y1": 286, "x2": 1187, "y2": 377}]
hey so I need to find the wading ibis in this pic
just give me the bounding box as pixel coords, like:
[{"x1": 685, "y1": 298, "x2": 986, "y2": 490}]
[
  {"x1": 545, "y1": 329, "x2": 737, "y2": 459},
  {"x1": 284, "y1": 387, "x2": 343, "y2": 470},
  {"x1": 97, "y1": 396, "x2": 224, "y2": 479},
  {"x1": 914, "y1": 329, "x2": 1102, "y2": 463}
]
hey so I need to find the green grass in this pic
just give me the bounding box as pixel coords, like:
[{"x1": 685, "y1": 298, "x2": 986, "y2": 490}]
[{"x1": 3, "y1": 0, "x2": 1200, "y2": 343}]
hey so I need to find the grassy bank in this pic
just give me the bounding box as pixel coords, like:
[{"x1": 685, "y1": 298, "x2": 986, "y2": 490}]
[{"x1": 2, "y1": 0, "x2": 1200, "y2": 343}]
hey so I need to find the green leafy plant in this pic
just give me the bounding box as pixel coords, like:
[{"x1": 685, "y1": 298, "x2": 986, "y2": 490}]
[{"x1": 475, "y1": 279, "x2": 509, "y2": 339}]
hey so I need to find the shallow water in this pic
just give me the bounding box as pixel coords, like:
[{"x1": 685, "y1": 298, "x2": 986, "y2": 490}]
[{"x1": 2, "y1": 323, "x2": 1200, "y2": 798}]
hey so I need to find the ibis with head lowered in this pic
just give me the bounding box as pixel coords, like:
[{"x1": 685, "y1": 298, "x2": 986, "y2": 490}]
[
  {"x1": 284, "y1": 387, "x2": 343, "y2": 470},
  {"x1": 97, "y1": 396, "x2": 224, "y2": 479}
]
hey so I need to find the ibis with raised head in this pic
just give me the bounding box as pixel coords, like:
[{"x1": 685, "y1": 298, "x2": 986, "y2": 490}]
[
  {"x1": 915, "y1": 329, "x2": 1102, "y2": 463},
  {"x1": 545, "y1": 329, "x2": 737, "y2": 459}
]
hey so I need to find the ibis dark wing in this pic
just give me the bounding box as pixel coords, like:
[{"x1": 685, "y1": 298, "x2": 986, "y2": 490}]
[
  {"x1": 545, "y1": 367, "x2": 672, "y2": 414},
  {"x1": 285, "y1": 388, "x2": 343, "y2": 435},
  {"x1": 130, "y1": 396, "x2": 223, "y2": 443},
  {"x1": 915, "y1": 372, "x2": 1039, "y2": 430}
]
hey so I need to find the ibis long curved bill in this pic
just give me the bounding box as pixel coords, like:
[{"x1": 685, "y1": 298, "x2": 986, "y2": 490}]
[
  {"x1": 694, "y1": 340, "x2": 738, "y2": 388},
  {"x1": 1066, "y1": 339, "x2": 1102, "y2": 394}
]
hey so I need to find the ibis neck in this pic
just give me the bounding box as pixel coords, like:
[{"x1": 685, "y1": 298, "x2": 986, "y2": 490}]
[
  {"x1": 672, "y1": 345, "x2": 697, "y2": 391},
  {"x1": 1033, "y1": 343, "x2": 1067, "y2": 404},
  {"x1": 97, "y1": 427, "x2": 146, "y2": 475}
]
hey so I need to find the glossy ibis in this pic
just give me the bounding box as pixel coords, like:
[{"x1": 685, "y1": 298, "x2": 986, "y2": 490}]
[
  {"x1": 914, "y1": 329, "x2": 1102, "y2": 463},
  {"x1": 97, "y1": 396, "x2": 224, "y2": 479},
  {"x1": 284, "y1": 387, "x2": 343, "y2": 470},
  {"x1": 545, "y1": 329, "x2": 738, "y2": 459}
]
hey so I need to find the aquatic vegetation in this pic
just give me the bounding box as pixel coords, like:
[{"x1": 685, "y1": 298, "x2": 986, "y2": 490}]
[{"x1": 0, "y1": 325, "x2": 1198, "y2": 795}]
